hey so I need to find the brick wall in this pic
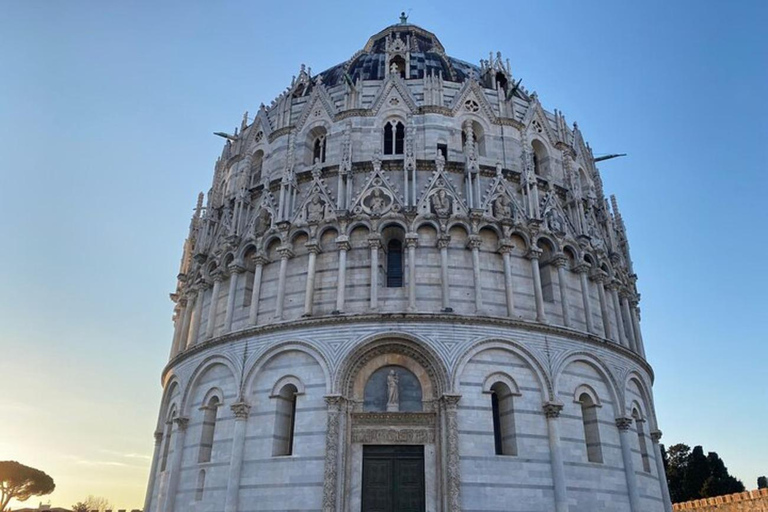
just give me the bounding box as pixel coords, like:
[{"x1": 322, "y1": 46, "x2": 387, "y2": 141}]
[{"x1": 673, "y1": 488, "x2": 768, "y2": 511}]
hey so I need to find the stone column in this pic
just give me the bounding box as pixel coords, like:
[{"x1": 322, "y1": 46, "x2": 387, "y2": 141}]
[
  {"x1": 321, "y1": 395, "x2": 344, "y2": 512},
  {"x1": 499, "y1": 240, "x2": 516, "y2": 318},
  {"x1": 608, "y1": 281, "x2": 627, "y2": 347},
  {"x1": 334, "y1": 237, "x2": 350, "y2": 313},
  {"x1": 224, "y1": 264, "x2": 245, "y2": 333},
  {"x1": 162, "y1": 417, "x2": 188, "y2": 512},
  {"x1": 527, "y1": 248, "x2": 547, "y2": 323},
  {"x1": 438, "y1": 235, "x2": 452, "y2": 312},
  {"x1": 187, "y1": 286, "x2": 204, "y2": 347},
  {"x1": 620, "y1": 291, "x2": 637, "y2": 352},
  {"x1": 552, "y1": 253, "x2": 571, "y2": 328},
  {"x1": 441, "y1": 394, "x2": 462, "y2": 512},
  {"x1": 205, "y1": 273, "x2": 224, "y2": 339},
  {"x1": 467, "y1": 235, "x2": 484, "y2": 312},
  {"x1": 275, "y1": 245, "x2": 293, "y2": 320},
  {"x1": 142, "y1": 430, "x2": 163, "y2": 512},
  {"x1": 303, "y1": 242, "x2": 321, "y2": 317},
  {"x1": 247, "y1": 255, "x2": 267, "y2": 325},
  {"x1": 651, "y1": 430, "x2": 673, "y2": 512},
  {"x1": 224, "y1": 402, "x2": 251, "y2": 512},
  {"x1": 368, "y1": 235, "x2": 381, "y2": 310},
  {"x1": 406, "y1": 233, "x2": 419, "y2": 311},
  {"x1": 544, "y1": 402, "x2": 568, "y2": 512},
  {"x1": 616, "y1": 417, "x2": 641, "y2": 512},
  {"x1": 591, "y1": 271, "x2": 613, "y2": 339},
  {"x1": 574, "y1": 263, "x2": 595, "y2": 333},
  {"x1": 174, "y1": 297, "x2": 191, "y2": 356}
]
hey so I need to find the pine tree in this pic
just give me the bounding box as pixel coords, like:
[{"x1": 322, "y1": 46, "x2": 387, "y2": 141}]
[
  {"x1": 758, "y1": 476, "x2": 767, "y2": 489},
  {"x1": 665, "y1": 443, "x2": 690, "y2": 502},
  {"x1": 683, "y1": 446, "x2": 710, "y2": 501}
]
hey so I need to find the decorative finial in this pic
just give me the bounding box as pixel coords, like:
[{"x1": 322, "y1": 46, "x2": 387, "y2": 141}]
[{"x1": 400, "y1": 11, "x2": 408, "y2": 24}]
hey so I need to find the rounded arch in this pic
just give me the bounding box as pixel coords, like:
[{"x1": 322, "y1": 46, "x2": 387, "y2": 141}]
[
  {"x1": 477, "y1": 222, "x2": 503, "y2": 239},
  {"x1": 242, "y1": 340, "x2": 332, "y2": 398},
  {"x1": 451, "y1": 338, "x2": 552, "y2": 401},
  {"x1": 573, "y1": 383, "x2": 603, "y2": 407},
  {"x1": 535, "y1": 234, "x2": 560, "y2": 253},
  {"x1": 624, "y1": 371, "x2": 658, "y2": 430},
  {"x1": 552, "y1": 352, "x2": 622, "y2": 417},
  {"x1": 335, "y1": 332, "x2": 449, "y2": 398},
  {"x1": 262, "y1": 234, "x2": 282, "y2": 255},
  {"x1": 508, "y1": 229, "x2": 532, "y2": 251},
  {"x1": 201, "y1": 387, "x2": 225, "y2": 407},
  {"x1": 482, "y1": 371, "x2": 521, "y2": 396},
  {"x1": 378, "y1": 219, "x2": 408, "y2": 235},
  {"x1": 157, "y1": 377, "x2": 183, "y2": 429},
  {"x1": 316, "y1": 224, "x2": 340, "y2": 241},
  {"x1": 237, "y1": 241, "x2": 260, "y2": 262},
  {"x1": 288, "y1": 228, "x2": 312, "y2": 244},
  {"x1": 412, "y1": 217, "x2": 441, "y2": 235},
  {"x1": 562, "y1": 244, "x2": 580, "y2": 263},
  {"x1": 345, "y1": 219, "x2": 373, "y2": 236},
  {"x1": 180, "y1": 355, "x2": 240, "y2": 416},
  {"x1": 531, "y1": 137, "x2": 552, "y2": 178},
  {"x1": 445, "y1": 219, "x2": 472, "y2": 235},
  {"x1": 270, "y1": 375, "x2": 307, "y2": 397}
]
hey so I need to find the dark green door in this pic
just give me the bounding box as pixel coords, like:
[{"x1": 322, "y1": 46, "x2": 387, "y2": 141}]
[{"x1": 362, "y1": 445, "x2": 425, "y2": 512}]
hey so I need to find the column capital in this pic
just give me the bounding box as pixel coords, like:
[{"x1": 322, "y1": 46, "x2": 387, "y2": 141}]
[
  {"x1": 440, "y1": 393, "x2": 462, "y2": 410},
  {"x1": 543, "y1": 401, "x2": 564, "y2": 418},
  {"x1": 212, "y1": 270, "x2": 226, "y2": 283},
  {"x1": 572, "y1": 262, "x2": 591, "y2": 274},
  {"x1": 230, "y1": 402, "x2": 251, "y2": 420},
  {"x1": 277, "y1": 245, "x2": 294, "y2": 259},
  {"x1": 497, "y1": 239, "x2": 514, "y2": 254},
  {"x1": 154, "y1": 430, "x2": 164, "y2": 443},
  {"x1": 253, "y1": 253, "x2": 269, "y2": 266},
  {"x1": 526, "y1": 248, "x2": 543, "y2": 260},
  {"x1": 590, "y1": 270, "x2": 609, "y2": 284},
  {"x1": 335, "y1": 235, "x2": 351, "y2": 251},
  {"x1": 173, "y1": 417, "x2": 190, "y2": 431},
  {"x1": 650, "y1": 429, "x2": 663, "y2": 443},
  {"x1": 228, "y1": 263, "x2": 246, "y2": 275},
  {"x1": 605, "y1": 279, "x2": 621, "y2": 292},
  {"x1": 551, "y1": 253, "x2": 569, "y2": 268},
  {"x1": 615, "y1": 416, "x2": 634, "y2": 431},
  {"x1": 618, "y1": 288, "x2": 634, "y2": 300},
  {"x1": 324, "y1": 394, "x2": 346, "y2": 411},
  {"x1": 466, "y1": 235, "x2": 483, "y2": 250},
  {"x1": 405, "y1": 232, "x2": 419, "y2": 248},
  {"x1": 178, "y1": 297, "x2": 189, "y2": 307},
  {"x1": 305, "y1": 241, "x2": 322, "y2": 254},
  {"x1": 437, "y1": 234, "x2": 451, "y2": 249},
  {"x1": 367, "y1": 234, "x2": 382, "y2": 249}
]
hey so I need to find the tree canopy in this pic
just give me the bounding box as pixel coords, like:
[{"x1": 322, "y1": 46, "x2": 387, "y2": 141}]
[
  {"x1": 758, "y1": 476, "x2": 767, "y2": 489},
  {"x1": 0, "y1": 461, "x2": 55, "y2": 512},
  {"x1": 661, "y1": 444, "x2": 744, "y2": 503}
]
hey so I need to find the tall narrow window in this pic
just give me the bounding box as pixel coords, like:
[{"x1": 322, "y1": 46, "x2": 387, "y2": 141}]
[
  {"x1": 579, "y1": 393, "x2": 603, "y2": 463},
  {"x1": 634, "y1": 410, "x2": 651, "y2": 472},
  {"x1": 533, "y1": 152, "x2": 540, "y2": 175},
  {"x1": 384, "y1": 121, "x2": 405, "y2": 155},
  {"x1": 313, "y1": 135, "x2": 326, "y2": 163},
  {"x1": 386, "y1": 239, "x2": 403, "y2": 288},
  {"x1": 160, "y1": 413, "x2": 175, "y2": 472},
  {"x1": 195, "y1": 469, "x2": 206, "y2": 501},
  {"x1": 539, "y1": 261, "x2": 555, "y2": 302},
  {"x1": 198, "y1": 396, "x2": 219, "y2": 463},
  {"x1": 490, "y1": 382, "x2": 517, "y2": 455},
  {"x1": 273, "y1": 384, "x2": 298, "y2": 456}
]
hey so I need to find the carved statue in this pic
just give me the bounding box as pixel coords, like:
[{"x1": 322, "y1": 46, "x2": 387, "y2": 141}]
[
  {"x1": 306, "y1": 193, "x2": 325, "y2": 223},
  {"x1": 219, "y1": 207, "x2": 233, "y2": 235},
  {"x1": 431, "y1": 189, "x2": 452, "y2": 216},
  {"x1": 253, "y1": 208, "x2": 271, "y2": 237},
  {"x1": 369, "y1": 188, "x2": 387, "y2": 215},
  {"x1": 386, "y1": 369, "x2": 400, "y2": 412},
  {"x1": 493, "y1": 194, "x2": 512, "y2": 220},
  {"x1": 546, "y1": 207, "x2": 565, "y2": 234}
]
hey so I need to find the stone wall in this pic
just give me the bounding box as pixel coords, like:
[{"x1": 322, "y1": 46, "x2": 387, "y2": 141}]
[{"x1": 673, "y1": 489, "x2": 768, "y2": 511}]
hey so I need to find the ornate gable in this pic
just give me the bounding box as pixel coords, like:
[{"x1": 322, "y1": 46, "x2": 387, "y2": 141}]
[
  {"x1": 521, "y1": 97, "x2": 557, "y2": 146},
  {"x1": 370, "y1": 75, "x2": 419, "y2": 115},
  {"x1": 350, "y1": 151, "x2": 404, "y2": 216},
  {"x1": 416, "y1": 154, "x2": 468, "y2": 217},
  {"x1": 481, "y1": 170, "x2": 526, "y2": 223},
  {"x1": 449, "y1": 79, "x2": 497, "y2": 121},
  {"x1": 292, "y1": 164, "x2": 338, "y2": 225},
  {"x1": 294, "y1": 84, "x2": 338, "y2": 132}
]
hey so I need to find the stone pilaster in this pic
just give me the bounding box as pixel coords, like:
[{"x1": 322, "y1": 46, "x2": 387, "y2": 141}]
[
  {"x1": 441, "y1": 394, "x2": 462, "y2": 512},
  {"x1": 651, "y1": 430, "x2": 673, "y2": 512},
  {"x1": 275, "y1": 245, "x2": 294, "y2": 320},
  {"x1": 574, "y1": 263, "x2": 595, "y2": 333},
  {"x1": 527, "y1": 248, "x2": 547, "y2": 322},
  {"x1": 303, "y1": 242, "x2": 321, "y2": 316},
  {"x1": 224, "y1": 264, "x2": 245, "y2": 332},
  {"x1": 499, "y1": 240, "x2": 516, "y2": 318},
  {"x1": 590, "y1": 270, "x2": 612, "y2": 340},
  {"x1": 368, "y1": 235, "x2": 381, "y2": 310},
  {"x1": 468, "y1": 235, "x2": 484, "y2": 312},
  {"x1": 334, "y1": 237, "x2": 350, "y2": 313},
  {"x1": 224, "y1": 402, "x2": 251, "y2": 512},
  {"x1": 142, "y1": 430, "x2": 164, "y2": 512},
  {"x1": 543, "y1": 402, "x2": 568, "y2": 512},
  {"x1": 607, "y1": 280, "x2": 627, "y2": 347},
  {"x1": 206, "y1": 272, "x2": 224, "y2": 339},
  {"x1": 322, "y1": 395, "x2": 345, "y2": 512},
  {"x1": 248, "y1": 255, "x2": 268, "y2": 325},
  {"x1": 406, "y1": 233, "x2": 419, "y2": 311},
  {"x1": 162, "y1": 416, "x2": 189, "y2": 512},
  {"x1": 438, "y1": 235, "x2": 452, "y2": 312},
  {"x1": 616, "y1": 417, "x2": 641, "y2": 512},
  {"x1": 552, "y1": 253, "x2": 571, "y2": 327}
]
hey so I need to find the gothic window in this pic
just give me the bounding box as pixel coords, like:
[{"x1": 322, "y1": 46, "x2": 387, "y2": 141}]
[
  {"x1": 384, "y1": 120, "x2": 405, "y2": 155},
  {"x1": 198, "y1": 395, "x2": 220, "y2": 463},
  {"x1": 633, "y1": 409, "x2": 651, "y2": 472},
  {"x1": 490, "y1": 382, "x2": 517, "y2": 456},
  {"x1": 195, "y1": 469, "x2": 206, "y2": 501},
  {"x1": 313, "y1": 135, "x2": 326, "y2": 163},
  {"x1": 273, "y1": 383, "x2": 298, "y2": 456},
  {"x1": 531, "y1": 139, "x2": 549, "y2": 178},
  {"x1": 386, "y1": 239, "x2": 403, "y2": 288},
  {"x1": 578, "y1": 393, "x2": 603, "y2": 463},
  {"x1": 250, "y1": 151, "x2": 263, "y2": 187}
]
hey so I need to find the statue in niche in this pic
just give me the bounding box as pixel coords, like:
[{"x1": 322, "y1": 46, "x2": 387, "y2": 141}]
[
  {"x1": 431, "y1": 189, "x2": 452, "y2": 216},
  {"x1": 493, "y1": 194, "x2": 513, "y2": 220},
  {"x1": 369, "y1": 188, "x2": 387, "y2": 215},
  {"x1": 219, "y1": 207, "x2": 233, "y2": 236},
  {"x1": 386, "y1": 369, "x2": 400, "y2": 412},
  {"x1": 546, "y1": 207, "x2": 565, "y2": 234},
  {"x1": 435, "y1": 148, "x2": 446, "y2": 171},
  {"x1": 306, "y1": 191, "x2": 325, "y2": 223},
  {"x1": 253, "y1": 208, "x2": 271, "y2": 237}
]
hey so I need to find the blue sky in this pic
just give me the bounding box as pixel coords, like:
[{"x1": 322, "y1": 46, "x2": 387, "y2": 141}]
[{"x1": 1, "y1": 0, "x2": 766, "y2": 507}]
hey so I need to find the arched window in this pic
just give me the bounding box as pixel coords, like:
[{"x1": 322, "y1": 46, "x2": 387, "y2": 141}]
[
  {"x1": 633, "y1": 409, "x2": 651, "y2": 472},
  {"x1": 384, "y1": 120, "x2": 405, "y2": 155},
  {"x1": 531, "y1": 140, "x2": 549, "y2": 178},
  {"x1": 313, "y1": 135, "x2": 326, "y2": 163},
  {"x1": 250, "y1": 151, "x2": 264, "y2": 187},
  {"x1": 490, "y1": 382, "x2": 517, "y2": 456},
  {"x1": 195, "y1": 469, "x2": 206, "y2": 501},
  {"x1": 578, "y1": 392, "x2": 603, "y2": 463},
  {"x1": 198, "y1": 395, "x2": 220, "y2": 463},
  {"x1": 386, "y1": 239, "x2": 403, "y2": 288},
  {"x1": 389, "y1": 55, "x2": 406, "y2": 78},
  {"x1": 160, "y1": 411, "x2": 176, "y2": 472},
  {"x1": 273, "y1": 383, "x2": 298, "y2": 456}
]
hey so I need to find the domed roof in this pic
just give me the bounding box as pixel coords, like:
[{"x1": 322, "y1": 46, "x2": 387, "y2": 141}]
[{"x1": 317, "y1": 22, "x2": 481, "y2": 87}]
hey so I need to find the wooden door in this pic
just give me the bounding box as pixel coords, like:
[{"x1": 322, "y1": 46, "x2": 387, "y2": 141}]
[{"x1": 362, "y1": 445, "x2": 425, "y2": 512}]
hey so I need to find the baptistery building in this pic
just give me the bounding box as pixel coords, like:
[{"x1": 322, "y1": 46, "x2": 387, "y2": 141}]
[{"x1": 145, "y1": 18, "x2": 671, "y2": 512}]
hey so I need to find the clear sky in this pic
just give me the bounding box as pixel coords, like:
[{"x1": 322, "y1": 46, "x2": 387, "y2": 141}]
[{"x1": 1, "y1": 0, "x2": 766, "y2": 508}]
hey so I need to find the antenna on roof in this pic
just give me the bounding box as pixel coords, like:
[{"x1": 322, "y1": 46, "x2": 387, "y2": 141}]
[{"x1": 593, "y1": 153, "x2": 627, "y2": 163}]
